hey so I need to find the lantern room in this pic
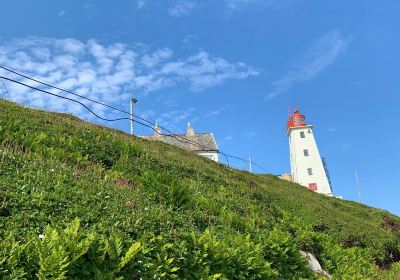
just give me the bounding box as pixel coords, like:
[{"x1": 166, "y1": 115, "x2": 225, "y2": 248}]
[{"x1": 287, "y1": 108, "x2": 306, "y2": 130}]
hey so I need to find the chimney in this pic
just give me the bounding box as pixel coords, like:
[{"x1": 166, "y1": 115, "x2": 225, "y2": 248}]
[
  {"x1": 187, "y1": 122, "x2": 195, "y2": 136},
  {"x1": 154, "y1": 122, "x2": 161, "y2": 136}
]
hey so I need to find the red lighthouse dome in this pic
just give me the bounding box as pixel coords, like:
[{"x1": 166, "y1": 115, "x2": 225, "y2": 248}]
[{"x1": 287, "y1": 108, "x2": 306, "y2": 129}]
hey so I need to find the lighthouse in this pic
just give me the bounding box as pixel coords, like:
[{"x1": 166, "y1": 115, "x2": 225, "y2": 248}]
[{"x1": 287, "y1": 109, "x2": 333, "y2": 196}]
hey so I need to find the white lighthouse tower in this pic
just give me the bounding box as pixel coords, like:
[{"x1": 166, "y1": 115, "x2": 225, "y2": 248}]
[{"x1": 287, "y1": 109, "x2": 333, "y2": 196}]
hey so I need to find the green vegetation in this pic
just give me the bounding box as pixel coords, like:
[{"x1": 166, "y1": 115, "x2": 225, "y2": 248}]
[{"x1": 0, "y1": 99, "x2": 399, "y2": 279}]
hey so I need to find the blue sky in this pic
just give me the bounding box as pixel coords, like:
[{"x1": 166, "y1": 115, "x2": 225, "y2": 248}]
[{"x1": 0, "y1": 1, "x2": 399, "y2": 215}]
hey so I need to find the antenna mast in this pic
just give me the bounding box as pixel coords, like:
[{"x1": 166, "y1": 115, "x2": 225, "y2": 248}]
[
  {"x1": 355, "y1": 169, "x2": 362, "y2": 203},
  {"x1": 249, "y1": 155, "x2": 252, "y2": 173}
]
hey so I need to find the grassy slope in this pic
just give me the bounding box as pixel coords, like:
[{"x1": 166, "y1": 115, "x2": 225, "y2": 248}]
[{"x1": 0, "y1": 99, "x2": 399, "y2": 277}]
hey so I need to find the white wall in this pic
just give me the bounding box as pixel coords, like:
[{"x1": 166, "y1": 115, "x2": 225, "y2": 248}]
[
  {"x1": 197, "y1": 151, "x2": 219, "y2": 162},
  {"x1": 288, "y1": 125, "x2": 332, "y2": 196}
]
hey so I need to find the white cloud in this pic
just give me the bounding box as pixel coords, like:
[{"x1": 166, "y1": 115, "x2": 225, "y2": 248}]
[
  {"x1": 266, "y1": 30, "x2": 349, "y2": 99},
  {"x1": 136, "y1": 0, "x2": 148, "y2": 10},
  {"x1": 168, "y1": 1, "x2": 199, "y2": 17},
  {"x1": 0, "y1": 37, "x2": 257, "y2": 122},
  {"x1": 141, "y1": 48, "x2": 173, "y2": 68},
  {"x1": 58, "y1": 39, "x2": 86, "y2": 54}
]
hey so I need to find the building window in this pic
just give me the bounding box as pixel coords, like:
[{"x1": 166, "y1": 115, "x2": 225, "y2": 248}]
[
  {"x1": 309, "y1": 183, "x2": 318, "y2": 191},
  {"x1": 307, "y1": 168, "x2": 313, "y2": 175},
  {"x1": 303, "y1": 149, "x2": 309, "y2": 156},
  {"x1": 300, "y1": 131, "x2": 305, "y2": 138}
]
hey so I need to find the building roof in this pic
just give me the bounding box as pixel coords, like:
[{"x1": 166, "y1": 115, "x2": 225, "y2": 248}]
[
  {"x1": 140, "y1": 132, "x2": 218, "y2": 152},
  {"x1": 139, "y1": 123, "x2": 218, "y2": 152}
]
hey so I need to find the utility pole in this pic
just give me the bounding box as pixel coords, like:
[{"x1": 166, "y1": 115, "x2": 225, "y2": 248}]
[
  {"x1": 355, "y1": 169, "x2": 362, "y2": 203},
  {"x1": 249, "y1": 155, "x2": 253, "y2": 173},
  {"x1": 130, "y1": 97, "x2": 137, "y2": 135}
]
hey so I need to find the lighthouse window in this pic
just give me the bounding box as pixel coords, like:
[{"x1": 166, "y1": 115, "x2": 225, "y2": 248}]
[
  {"x1": 307, "y1": 168, "x2": 313, "y2": 175},
  {"x1": 300, "y1": 131, "x2": 305, "y2": 138},
  {"x1": 303, "y1": 149, "x2": 309, "y2": 156}
]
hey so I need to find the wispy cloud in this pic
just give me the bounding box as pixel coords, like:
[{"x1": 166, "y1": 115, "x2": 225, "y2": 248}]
[
  {"x1": 136, "y1": 0, "x2": 148, "y2": 10},
  {"x1": 156, "y1": 108, "x2": 196, "y2": 131},
  {"x1": 161, "y1": 51, "x2": 259, "y2": 91},
  {"x1": 245, "y1": 131, "x2": 257, "y2": 138},
  {"x1": 156, "y1": 92, "x2": 179, "y2": 108},
  {"x1": 266, "y1": 30, "x2": 349, "y2": 99},
  {"x1": 82, "y1": 4, "x2": 93, "y2": 9},
  {"x1": 224, "y1": 135, "x2": 233, "y2": 141},
  {"x1": 142, "y1": 106, "x2": 226, "y2": 133},
  {"x1": 58, "y1": 10, "x2": 67, "y2": 17},
  {"x1": 0, "y1": 37, "x2": 258, "y2": 121},
  {"x1": 203, "y1": 107, "x2": 226, "y2": 118},
  {"x1": 168, "y1": 1, "x2": 199, "y2": 17},
  {"x1": 225, "y1": 0, "x2": 296, "y2": 13},
  {"x1": 191, "y1": 106, "x2": 226, "y2": 123},
  {"x1": 341, "y1": 142, "x2": 352, "y2": 151},
  {"x1": 182, "y1": 34, "x2": 199, "y2": 45}
]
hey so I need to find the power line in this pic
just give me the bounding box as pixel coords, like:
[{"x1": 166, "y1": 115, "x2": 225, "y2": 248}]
[
  {"x1": 0, "y1": 65, "x2": 159, "y2": 128},
  {"x1": 0, "y1": 68, "x2": 269, "y2": 173},
  {"x1": 0, "y1": 65, "x2": 249, "y2": 162},
  {"x1": 1, "y1": 74, "x2": 268, "y2": 172},
  {"x1": 0, "y1": 65, "x2": 216, "y2": 152},
  {"x1": 0, "y1": 76, "x2": 211, "y2": 151},
  {"x1": 0, "y1": 74, "x2": 269, "y2": 173}
]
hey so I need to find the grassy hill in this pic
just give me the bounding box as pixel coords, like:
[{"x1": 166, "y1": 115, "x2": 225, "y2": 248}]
[{"x1": 0, "y1": 99, "x2": 399, "y2": 279}]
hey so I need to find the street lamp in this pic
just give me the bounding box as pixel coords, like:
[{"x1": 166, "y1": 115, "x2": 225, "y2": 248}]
[{"x1": 130, "y1": 97, "x2": 137, "y2": 135}]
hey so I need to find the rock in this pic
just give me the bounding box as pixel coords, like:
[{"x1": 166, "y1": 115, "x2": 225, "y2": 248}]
[{"x1": 300, "y1": 251, "x2": 331, "y2": 279}]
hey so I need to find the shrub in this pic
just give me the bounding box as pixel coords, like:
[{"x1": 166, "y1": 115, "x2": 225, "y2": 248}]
[
  {"x1": 174, "y1": 230, "x2": 277, "y2": 279},
  {"x1": 141, "y1": 171, "x2": 192, "y2": 210},
  {"x1": 260, "y1": 227, "x2": 315, "y2": 279},
  {"x1": 381, "y1": 262, "x2": 400, "y2": 279},
  {"x1": 0, "y1": 219, "x2": 141, "y2": 279},
  {"x1": 314, "y1": 233, "x2": 378, "y2": 279}
]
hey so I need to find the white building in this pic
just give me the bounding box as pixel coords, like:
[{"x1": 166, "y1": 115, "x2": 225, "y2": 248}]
[
  {"x1": 287, "y1": 109, "x2": 333, "y2": 196},
  {"x1": 140, "y1": 123, "x2": 219, "y2": 162}
]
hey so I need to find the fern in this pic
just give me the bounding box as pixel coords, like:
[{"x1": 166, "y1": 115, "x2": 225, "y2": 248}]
[
  {"x1": 36, "y1": 228, "x2": 70, "y2": 280},
  {"x1": 117, "y1": 241, "x2": 141, "y2": 272},
  {"x1": 105, "y1": 234, "x2": 123, "y2": 263}
]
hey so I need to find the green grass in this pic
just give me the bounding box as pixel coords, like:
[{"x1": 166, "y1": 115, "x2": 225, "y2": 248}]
[{"x1": 0, "y1": 99, "x2": 399, "y2": 279}]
